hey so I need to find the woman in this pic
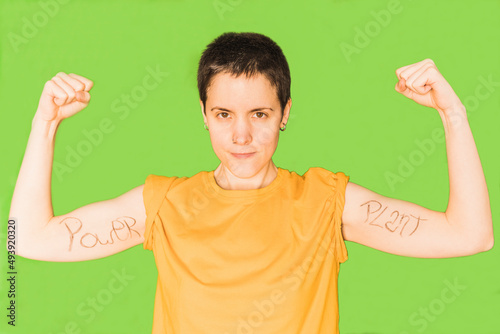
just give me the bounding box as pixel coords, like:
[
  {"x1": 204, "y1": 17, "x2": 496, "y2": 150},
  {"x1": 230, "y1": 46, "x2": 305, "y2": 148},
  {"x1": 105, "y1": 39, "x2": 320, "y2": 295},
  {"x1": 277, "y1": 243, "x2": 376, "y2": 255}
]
[{"x1": 8, "y1": 32, "x2": 493, "y2": 333}]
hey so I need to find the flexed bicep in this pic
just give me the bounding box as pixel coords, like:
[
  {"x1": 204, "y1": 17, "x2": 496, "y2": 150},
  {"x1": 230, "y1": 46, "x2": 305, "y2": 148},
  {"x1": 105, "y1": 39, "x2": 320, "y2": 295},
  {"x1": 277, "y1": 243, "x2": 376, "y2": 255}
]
[
  {"x1": 341, "y1": 182, "x2": 485, "y2": 258},
  {"x1": 21, "y1": 184, "x2": 146, "y2": 262}
]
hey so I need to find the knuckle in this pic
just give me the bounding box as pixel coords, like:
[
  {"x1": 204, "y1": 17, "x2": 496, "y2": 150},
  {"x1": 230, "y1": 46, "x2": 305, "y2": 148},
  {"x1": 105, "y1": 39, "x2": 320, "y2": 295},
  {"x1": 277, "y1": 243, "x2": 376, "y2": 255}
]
[
  {"x1": 73, "y1": 82, "x2": 84, "y2": 90},
  {"x1": 45, "y1": 80, "x2": 56, "y2": 89},
  {"x1": 422, "y1": 64, "x2": 433, "y2": 74},
  {"x1": 85, "y1": 80, "x2": 94, "y2": 91}
]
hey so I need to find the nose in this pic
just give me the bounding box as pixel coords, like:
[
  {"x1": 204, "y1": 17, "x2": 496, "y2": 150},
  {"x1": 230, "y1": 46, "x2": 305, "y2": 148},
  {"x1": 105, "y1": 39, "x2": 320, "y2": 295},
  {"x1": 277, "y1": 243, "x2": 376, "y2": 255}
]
[{"x1": 232, "y1": 117, "x2": 252, "y2": 145}]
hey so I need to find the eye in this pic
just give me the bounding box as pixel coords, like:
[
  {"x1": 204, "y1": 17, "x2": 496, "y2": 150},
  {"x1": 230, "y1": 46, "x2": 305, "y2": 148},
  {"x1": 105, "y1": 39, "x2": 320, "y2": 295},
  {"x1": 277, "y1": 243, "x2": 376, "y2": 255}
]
[
  {"x1": 216, "y1": 112, "x2": 229, "y2": 119},
  {"x1": 254, "y1": 112, "x2": 267, "y2": 118}
]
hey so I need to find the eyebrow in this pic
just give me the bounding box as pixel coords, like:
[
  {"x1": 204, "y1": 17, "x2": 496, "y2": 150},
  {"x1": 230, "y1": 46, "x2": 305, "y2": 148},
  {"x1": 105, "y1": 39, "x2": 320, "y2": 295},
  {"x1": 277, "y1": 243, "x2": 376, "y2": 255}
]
[{"x1": 211, "y1": 107, "x2": 274, "y2": 112}]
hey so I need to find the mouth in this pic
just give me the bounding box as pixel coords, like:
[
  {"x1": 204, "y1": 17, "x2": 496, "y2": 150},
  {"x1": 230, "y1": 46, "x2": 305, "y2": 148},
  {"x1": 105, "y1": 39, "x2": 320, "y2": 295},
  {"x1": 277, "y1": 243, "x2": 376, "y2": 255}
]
[{"x1": 231, "y1": 152, "x2": 256, "y2": 159}]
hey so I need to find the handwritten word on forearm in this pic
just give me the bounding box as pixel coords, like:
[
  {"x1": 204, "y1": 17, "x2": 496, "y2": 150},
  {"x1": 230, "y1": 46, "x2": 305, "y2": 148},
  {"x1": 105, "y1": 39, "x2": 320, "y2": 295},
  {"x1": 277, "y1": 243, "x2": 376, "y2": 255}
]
[
  {"x1": 59, "y1": 216, "x2": 140, "y2": 251},
  {"x1": 360, "y1": 200, "x2": 426, "y2": 237}
]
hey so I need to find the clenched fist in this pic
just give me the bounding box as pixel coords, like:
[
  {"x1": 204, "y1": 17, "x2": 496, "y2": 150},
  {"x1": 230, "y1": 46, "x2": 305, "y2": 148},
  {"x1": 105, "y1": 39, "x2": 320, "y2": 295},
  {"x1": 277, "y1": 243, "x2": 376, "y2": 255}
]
[
  {"x1": 36, "y1": 72, "x2": 94, "y2": 122},
  {"x1": 394, "y1": 59, "x2": 463, "y2": 114}
]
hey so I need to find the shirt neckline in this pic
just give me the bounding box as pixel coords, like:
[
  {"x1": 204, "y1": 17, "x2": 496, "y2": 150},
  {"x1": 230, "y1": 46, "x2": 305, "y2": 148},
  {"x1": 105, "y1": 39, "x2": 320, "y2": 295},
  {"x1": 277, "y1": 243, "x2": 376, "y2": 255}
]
[{"x1": 205, "y1": 167, "x2": 284, "y2": 198}]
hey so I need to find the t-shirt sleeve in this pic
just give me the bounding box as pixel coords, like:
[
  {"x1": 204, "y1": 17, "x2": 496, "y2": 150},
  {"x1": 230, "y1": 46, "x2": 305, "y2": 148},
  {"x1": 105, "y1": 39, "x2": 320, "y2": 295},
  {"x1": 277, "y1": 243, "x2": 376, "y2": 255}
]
[
  {"x1": 142, "y1": 174, "x2": 175, "y2": 251},
  {"x1": 328, "y1": 170, "x2": 350, "y2": 264}
]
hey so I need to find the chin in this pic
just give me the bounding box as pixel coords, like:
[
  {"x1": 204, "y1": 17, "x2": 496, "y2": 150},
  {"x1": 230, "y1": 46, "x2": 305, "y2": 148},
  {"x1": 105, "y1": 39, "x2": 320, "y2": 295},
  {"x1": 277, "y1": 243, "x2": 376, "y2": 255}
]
[{"x1": 223, "y1": 160, "x2": 263, "y2": 178}]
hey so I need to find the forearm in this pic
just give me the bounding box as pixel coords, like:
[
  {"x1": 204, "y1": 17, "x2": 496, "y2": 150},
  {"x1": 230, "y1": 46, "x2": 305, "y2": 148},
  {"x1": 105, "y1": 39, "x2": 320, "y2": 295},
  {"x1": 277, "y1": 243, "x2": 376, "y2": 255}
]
[
  {"x1": 440, "y1": 105, "x2": 493, "y2": 248},
  {"x1": 9, "y1": 111, "x2": 61, "y2": 244}
]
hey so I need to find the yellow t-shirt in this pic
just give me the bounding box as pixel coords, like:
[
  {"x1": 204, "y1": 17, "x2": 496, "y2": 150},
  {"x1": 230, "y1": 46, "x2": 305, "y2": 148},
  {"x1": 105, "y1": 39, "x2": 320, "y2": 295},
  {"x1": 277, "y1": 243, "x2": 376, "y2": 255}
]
[{"x1": 143, "y1": 167, "x2": 349, "y2": 334}]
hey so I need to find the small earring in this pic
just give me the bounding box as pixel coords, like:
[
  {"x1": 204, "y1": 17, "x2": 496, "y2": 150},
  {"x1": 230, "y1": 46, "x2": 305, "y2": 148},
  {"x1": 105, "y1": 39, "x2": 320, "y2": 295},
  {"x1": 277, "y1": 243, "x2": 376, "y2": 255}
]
[
  {"x1": 280, "y1": 123, "x2": 287, "y2": 131},
  {"x1": 204, "y1": 124, "x2": 209, "y2": 131}
]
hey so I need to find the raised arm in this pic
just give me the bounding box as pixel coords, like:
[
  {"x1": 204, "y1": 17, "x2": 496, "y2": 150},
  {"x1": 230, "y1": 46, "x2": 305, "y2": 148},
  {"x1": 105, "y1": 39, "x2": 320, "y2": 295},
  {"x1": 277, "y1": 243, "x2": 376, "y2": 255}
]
[
  {"x1": 341, "y1": 59, "x2": 494, "y2": 258},
  {"x1": 7, "y1": 73, "x2": 146, "y2": 262}
]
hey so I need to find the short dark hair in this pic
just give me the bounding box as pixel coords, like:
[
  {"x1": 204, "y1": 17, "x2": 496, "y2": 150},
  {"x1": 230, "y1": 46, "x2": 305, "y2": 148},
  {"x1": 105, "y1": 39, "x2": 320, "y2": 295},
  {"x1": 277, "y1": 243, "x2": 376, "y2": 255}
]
[{"x1": 197, "y1": 32, "x2": 291, "y2": 118}]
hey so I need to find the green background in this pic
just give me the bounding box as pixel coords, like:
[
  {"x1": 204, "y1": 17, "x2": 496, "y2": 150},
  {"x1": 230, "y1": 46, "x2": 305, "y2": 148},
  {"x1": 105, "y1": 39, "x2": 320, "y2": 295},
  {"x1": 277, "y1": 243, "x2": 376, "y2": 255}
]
[{"x1": 1, "y1": 0, "x2": 499, "y2": 333}]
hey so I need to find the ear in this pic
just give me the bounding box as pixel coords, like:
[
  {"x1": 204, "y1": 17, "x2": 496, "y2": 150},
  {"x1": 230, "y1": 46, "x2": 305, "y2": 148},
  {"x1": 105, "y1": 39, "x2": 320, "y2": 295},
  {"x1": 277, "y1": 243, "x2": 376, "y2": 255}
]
[
  {"x1": 200, "y1": 100, "x2": 208, "y2": 124},
  {"x1": 281, "y1": 97, "x2": 292, "y2": 125}
]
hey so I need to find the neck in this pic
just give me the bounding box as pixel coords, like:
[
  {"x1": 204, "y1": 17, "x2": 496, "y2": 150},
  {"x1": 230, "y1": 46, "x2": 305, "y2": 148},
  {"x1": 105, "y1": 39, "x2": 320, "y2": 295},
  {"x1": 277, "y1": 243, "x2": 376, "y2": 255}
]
[{"x1": 213, "y1": 161, "x2": 278, "y2": 190}]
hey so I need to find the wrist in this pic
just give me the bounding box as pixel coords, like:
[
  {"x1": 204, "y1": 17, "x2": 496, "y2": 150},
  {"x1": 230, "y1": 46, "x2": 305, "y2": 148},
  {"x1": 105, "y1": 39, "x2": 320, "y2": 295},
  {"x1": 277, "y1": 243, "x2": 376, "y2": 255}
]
[
  {"x1": 438, "y1": 104, "x2": 468, "y2": 128},
  {"x1": 32, "y1": 112, "x2": 61, "y2": 139}
]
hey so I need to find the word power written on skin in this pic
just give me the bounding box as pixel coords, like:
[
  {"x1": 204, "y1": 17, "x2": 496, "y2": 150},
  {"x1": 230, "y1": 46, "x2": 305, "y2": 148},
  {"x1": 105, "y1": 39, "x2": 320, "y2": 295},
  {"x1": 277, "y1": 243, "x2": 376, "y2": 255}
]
[{"x1": 59, "y1": 216, "x2": 141, "y2": 251}]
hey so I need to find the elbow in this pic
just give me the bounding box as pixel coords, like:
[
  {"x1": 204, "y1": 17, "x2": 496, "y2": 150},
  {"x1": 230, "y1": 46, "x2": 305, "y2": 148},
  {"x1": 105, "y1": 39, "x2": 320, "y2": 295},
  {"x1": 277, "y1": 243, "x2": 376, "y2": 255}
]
[
  {"x1": 480, "y1": 235, "x2": 494, "y2": 252},
  {"x1": 479, "y1": 218, "x2": 495, "y2": 252},
  {"x1": 454, "y1": 217, "x2": 494, "y2": 254},
  {"x1": 470, "y1": 234, "x2": 494, "y2": 254}
]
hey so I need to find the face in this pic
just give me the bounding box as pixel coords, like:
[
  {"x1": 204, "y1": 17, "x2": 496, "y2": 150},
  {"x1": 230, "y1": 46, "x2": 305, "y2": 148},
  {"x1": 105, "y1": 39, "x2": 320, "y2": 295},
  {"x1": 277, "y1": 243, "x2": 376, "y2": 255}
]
[{"x1": 200, "y1": 72, "x2": 291, "y2": 178}]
